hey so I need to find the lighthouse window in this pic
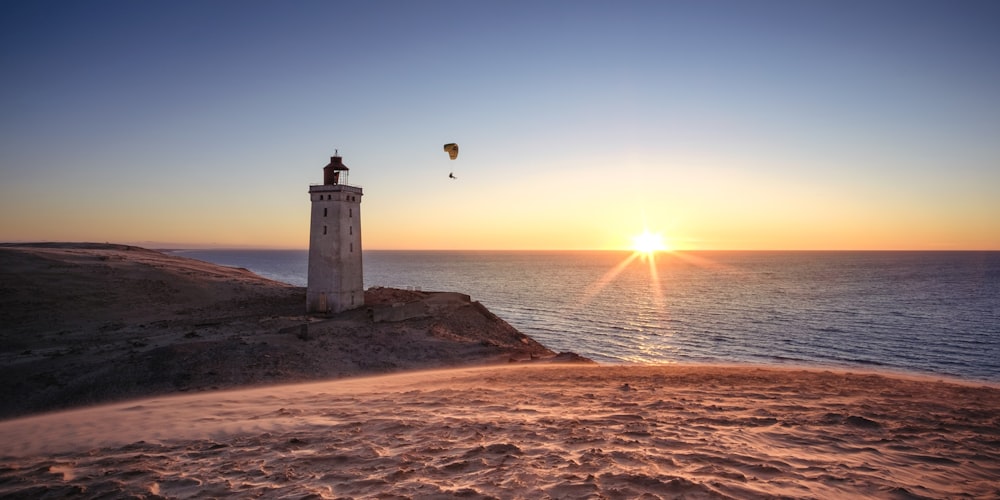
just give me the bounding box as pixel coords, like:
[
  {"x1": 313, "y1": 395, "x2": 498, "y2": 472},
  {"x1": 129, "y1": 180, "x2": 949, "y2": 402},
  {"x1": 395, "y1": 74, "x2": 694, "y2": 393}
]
[
  {"x1": 350, "y1": 243, "x2": 353, "y2": 252},
  {"x1": 323, "y1": 208, "x2": 328, "y2": 217},
  {"x1": 323, "y1": 225, "x2": 327, "y2": 235},
  {"x1": 349, "y1": 208, "x2": 352, "y2": 217},
  {"x1": 349, "y1": 226, "x2": 352, "y2": 235}
]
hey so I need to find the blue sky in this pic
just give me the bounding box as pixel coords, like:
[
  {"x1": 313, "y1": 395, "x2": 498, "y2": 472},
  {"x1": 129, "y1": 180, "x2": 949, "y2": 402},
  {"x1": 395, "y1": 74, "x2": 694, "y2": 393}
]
[{"x1": 2, "y1": 1, "x2": 998, "y2": 249}]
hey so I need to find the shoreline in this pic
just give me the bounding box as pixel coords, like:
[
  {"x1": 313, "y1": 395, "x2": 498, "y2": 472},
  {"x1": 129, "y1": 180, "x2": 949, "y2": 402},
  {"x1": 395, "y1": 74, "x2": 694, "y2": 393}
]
[
  {"x1": 651, "y1": 360, "x2": 1000, "y2": 388},
  {"x1": 177, "y1": 247, "x2": 1000, "y2": 383}
]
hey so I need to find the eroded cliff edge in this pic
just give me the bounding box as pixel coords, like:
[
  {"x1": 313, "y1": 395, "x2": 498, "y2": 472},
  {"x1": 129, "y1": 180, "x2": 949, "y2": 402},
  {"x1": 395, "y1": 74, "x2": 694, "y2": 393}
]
[{"x1": 0, "y1": 243, "x2": 590, "y2": 418}]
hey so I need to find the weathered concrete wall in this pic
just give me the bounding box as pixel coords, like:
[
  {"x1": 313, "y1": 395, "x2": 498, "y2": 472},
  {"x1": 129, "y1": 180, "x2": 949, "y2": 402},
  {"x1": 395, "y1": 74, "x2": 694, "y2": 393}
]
[
  {"x1": 369, "y1": 301, "x2": 429, "y2": 322},
  {"x1": 368, "y1": 292, "x2": 473, "y2": 323}
]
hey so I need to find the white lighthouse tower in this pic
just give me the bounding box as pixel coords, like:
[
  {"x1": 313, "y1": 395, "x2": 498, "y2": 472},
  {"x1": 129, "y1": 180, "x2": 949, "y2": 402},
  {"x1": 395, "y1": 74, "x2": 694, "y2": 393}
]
[{"x1": 307, "y1": 152, "x2": 363, "y2": 314}]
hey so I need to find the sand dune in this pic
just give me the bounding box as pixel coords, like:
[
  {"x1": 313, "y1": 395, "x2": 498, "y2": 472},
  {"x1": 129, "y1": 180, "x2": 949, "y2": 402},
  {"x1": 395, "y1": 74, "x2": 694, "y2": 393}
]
[
  {"x1": 0, "y1": 243, "x2": 566, "y2": 418},
  {"x1": 1, "y1": 364, "x2": 998, "y2": 499}
]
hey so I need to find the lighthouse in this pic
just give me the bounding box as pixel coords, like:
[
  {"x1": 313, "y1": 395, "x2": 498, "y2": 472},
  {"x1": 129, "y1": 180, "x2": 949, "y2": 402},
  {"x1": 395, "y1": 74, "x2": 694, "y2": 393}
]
[{"x1": 307, "y1": 152, "x2": 363, "y2": 314}]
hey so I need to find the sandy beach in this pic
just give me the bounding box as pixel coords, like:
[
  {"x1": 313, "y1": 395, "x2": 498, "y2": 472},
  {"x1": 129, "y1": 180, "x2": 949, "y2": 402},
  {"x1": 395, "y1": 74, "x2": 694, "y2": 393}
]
[{"x1": 1, "y1": 364, "x2": 998, "y2": 498}]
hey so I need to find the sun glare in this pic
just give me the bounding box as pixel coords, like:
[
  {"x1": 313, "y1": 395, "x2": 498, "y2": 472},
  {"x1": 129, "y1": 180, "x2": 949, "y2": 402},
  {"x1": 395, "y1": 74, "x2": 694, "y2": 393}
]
[{"x1": 631, "y1": 230, "x2": 668, "y2": 254}]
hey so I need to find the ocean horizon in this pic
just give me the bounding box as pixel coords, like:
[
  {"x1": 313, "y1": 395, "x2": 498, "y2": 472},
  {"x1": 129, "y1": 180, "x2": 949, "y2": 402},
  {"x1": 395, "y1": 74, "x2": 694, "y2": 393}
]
[{"x1": 172, "y1": 249, "x2": 1000, "y2": 382}]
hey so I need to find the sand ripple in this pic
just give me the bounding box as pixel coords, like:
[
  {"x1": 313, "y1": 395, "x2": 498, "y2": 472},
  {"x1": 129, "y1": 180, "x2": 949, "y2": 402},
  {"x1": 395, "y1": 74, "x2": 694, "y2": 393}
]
[{"x1": 1, "y1": 365, "x2": 998, "y2": 499}]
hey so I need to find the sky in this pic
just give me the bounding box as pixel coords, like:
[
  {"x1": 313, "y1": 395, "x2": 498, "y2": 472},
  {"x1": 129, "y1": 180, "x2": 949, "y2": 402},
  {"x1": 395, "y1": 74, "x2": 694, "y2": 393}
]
[{"x1": 1, "y1": 0, "x2": 998, "y2": 250}]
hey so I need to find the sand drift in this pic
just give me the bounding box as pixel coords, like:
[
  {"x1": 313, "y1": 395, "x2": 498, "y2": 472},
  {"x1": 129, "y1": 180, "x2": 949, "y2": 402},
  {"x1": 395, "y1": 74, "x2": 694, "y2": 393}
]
[{"x1": 2, "y1": 364, "x2": 998, "y2": 498}]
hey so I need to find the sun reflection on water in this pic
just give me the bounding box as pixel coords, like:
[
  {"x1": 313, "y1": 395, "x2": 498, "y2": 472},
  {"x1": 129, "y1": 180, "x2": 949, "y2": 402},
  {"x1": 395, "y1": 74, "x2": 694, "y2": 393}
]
[{"x1": 574, "y1": 247, "x2": 741, "y2": 363}]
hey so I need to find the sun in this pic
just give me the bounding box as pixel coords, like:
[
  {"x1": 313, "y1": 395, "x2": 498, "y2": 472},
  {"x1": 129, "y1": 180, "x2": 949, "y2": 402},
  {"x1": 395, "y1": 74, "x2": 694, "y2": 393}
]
[{"x1": 630, "y1": 230, "x2": 668, "y2": 254}]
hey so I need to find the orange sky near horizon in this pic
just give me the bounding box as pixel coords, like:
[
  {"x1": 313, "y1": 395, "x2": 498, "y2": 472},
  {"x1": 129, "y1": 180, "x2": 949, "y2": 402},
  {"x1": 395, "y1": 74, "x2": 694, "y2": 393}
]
[
  {"x1": 1, "y1": 151, "x2": 997, "y2": 251},
  {"x1": 1, "y1": 144, "x2": 997, "y2": 251}
]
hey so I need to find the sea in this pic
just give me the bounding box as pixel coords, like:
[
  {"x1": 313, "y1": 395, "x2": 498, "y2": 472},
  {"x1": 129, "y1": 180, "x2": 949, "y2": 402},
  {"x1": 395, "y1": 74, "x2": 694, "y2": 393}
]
[{"x1": 172, "y1": 250, "x2": 1000, "y2": 382}]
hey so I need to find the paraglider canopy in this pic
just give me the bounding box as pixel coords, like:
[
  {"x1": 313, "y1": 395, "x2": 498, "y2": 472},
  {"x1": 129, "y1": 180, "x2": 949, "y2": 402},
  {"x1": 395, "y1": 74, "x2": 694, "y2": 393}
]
[{"x1": 443, "y1": 143, "x2": 459, "y2": 160}]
